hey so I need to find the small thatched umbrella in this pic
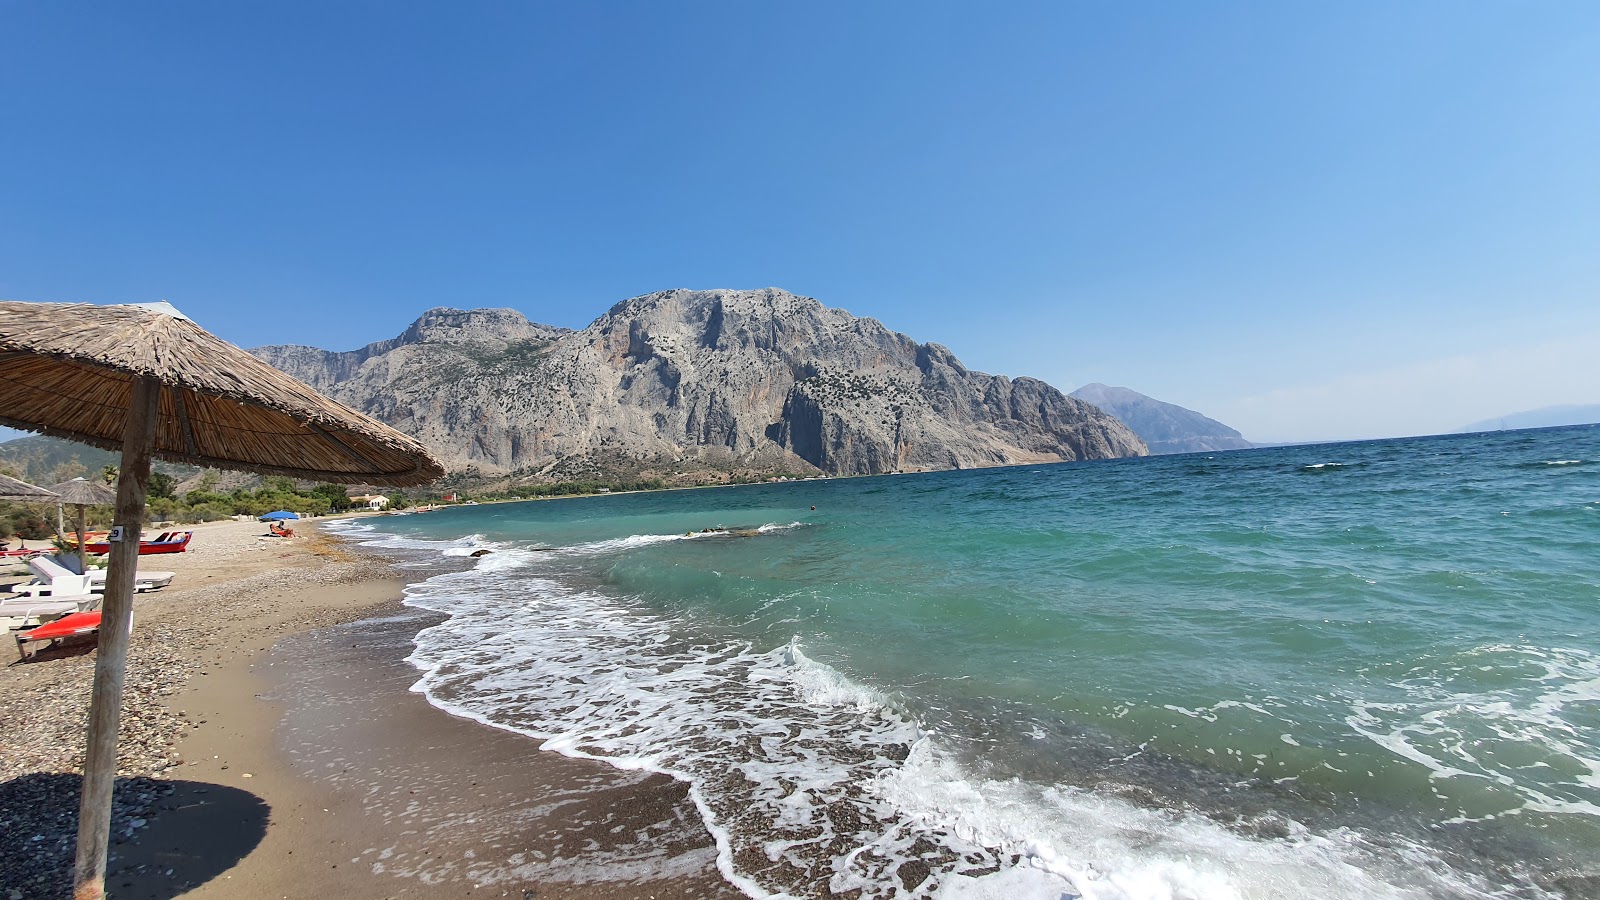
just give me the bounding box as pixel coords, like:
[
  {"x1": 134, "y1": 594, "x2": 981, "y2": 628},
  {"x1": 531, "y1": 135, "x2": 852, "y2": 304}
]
[
  {"x1": 0, "y1": 472, "x2": 61, "y2": 502},
  {"x1": 0, "y1": 299, "x2": 442, "y2": 900},
  {"x1": 0, "y1": 473, "x2": 59, "y2": 551},
  {"x1": 51, "y1": 477, "x2": 118, "y2": 574}
]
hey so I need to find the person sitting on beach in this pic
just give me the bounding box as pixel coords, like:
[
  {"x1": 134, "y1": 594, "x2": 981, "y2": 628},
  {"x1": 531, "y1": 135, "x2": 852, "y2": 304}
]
[{"x1": 269, "y1": 521, "x2": 295, "y2": 537}]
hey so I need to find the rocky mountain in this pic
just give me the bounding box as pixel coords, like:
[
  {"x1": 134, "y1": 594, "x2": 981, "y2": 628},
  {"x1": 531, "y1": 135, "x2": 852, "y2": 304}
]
[
  {"x1": 0, "y1": 433, "x2": 200, "y2": 486},
  {"x1": 252, "y1": 308, "x2": 571, "y2": 392},
  {"x1": 1069, "y1": 383, "x2": 1252, "y2": 455},
  {"x1": 250, "y1": 289, "x2": 1147, "y2": 482}
]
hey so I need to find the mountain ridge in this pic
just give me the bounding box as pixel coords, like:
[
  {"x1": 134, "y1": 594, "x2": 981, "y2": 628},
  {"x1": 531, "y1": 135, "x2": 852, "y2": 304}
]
[
  {"x1": 1069, "y1": 383, "x2": 1252, "y2": 455},
  {"x1": 252, "y1": 308, "x2": 572, "y2": 392},
  {"x1": 1458, "y1": 404, "x2": 1600, "y2": 434},
  {"x1": 251, "y1": 288, "x2": 1147, "y2": 482}
]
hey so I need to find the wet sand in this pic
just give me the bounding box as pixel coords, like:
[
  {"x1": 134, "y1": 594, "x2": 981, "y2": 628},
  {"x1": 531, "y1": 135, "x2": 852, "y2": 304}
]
[{"x1": 3, "y1": 516, "x2": 740, "y2": 899}]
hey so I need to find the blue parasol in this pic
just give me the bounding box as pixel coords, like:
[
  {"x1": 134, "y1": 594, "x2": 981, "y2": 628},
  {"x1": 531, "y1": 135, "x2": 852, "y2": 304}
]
[{"x1": 259, "y1": 510, "x2": 300, "y2": 521}]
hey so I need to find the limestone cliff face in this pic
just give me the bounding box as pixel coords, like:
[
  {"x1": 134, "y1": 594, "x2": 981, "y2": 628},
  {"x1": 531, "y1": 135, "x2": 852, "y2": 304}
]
[
  {"x1": 252, "y1": 289, "x2": 1146, "y2": 479},
  {"x1": 251, "y1": 308, "x2": 567, "y2": 392}
]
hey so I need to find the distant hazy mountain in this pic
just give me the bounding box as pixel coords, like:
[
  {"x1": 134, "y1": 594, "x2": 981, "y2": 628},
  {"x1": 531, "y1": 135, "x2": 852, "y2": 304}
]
[
  {"x1": 0, "y1": 433, "x2": 120, "y2": 483},
  {"x1": 1458, "y1": 404, "x2": 1600, "y2": 434},
  {"x1": 0, "y1": 433, "x2": 200, "y2": 485},
  {"x1": 1069, "y1": 384, "x2": 1253, "y2": 455}
]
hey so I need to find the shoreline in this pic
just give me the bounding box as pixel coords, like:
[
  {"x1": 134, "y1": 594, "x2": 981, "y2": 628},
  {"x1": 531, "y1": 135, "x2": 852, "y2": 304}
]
[{"x1": 1, "y1": 517, "x2": 738, "y2": 899}]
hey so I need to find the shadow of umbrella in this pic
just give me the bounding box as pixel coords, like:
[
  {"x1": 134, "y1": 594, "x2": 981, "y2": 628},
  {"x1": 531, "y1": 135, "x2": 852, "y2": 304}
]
[
  {"x1": 0, "y1": 773, "x2": 270, "y2": 900},
  {"x1": 0, "y1": 300, "x2": 442, "y2": 899}
]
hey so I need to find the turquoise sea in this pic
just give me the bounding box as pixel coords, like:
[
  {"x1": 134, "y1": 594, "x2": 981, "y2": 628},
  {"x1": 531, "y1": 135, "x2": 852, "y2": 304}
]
[{"x1": 329, "y1": 425, "x2": 1600, "y2": 899}]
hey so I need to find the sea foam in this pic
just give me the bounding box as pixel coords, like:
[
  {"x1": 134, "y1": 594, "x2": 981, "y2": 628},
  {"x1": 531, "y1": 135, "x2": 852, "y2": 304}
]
[
  {"x1": 1344, "y1": 643, "x2": 1600, "y2": 823},
  {"x1": 366, "y1": 526, "x2": 1520, "y2": 900}
]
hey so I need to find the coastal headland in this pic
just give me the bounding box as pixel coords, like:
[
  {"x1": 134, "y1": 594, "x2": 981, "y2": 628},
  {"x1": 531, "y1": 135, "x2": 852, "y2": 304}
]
[{"x1": 0, "y1": 517, "x2": 738, "y2": 899}]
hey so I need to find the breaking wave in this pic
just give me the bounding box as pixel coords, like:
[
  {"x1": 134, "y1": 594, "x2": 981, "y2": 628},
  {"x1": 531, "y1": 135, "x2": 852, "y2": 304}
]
[{"x1": 359, "y1": 524, "x2": 1519, "y2": 900}]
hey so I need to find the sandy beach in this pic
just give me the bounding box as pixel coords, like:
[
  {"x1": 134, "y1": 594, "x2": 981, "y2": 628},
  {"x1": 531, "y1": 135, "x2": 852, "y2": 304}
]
[{"x1": 0, "y1": 517, "x2": 738, "y2": 900}]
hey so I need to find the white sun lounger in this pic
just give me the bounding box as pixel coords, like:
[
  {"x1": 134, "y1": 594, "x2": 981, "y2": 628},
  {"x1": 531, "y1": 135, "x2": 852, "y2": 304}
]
[
  {"x1": 86, "y1": 567, "x2": 175, "y2": 592},
  {"x1": 0, "y1": 593, "x2": 102, "y2": 630},
  {"x1": 14, "y1": 555, "x2": 173, "y2": 596},
  {"x1": 12, "y1": 557, "x2": 98, "y2": 599}
]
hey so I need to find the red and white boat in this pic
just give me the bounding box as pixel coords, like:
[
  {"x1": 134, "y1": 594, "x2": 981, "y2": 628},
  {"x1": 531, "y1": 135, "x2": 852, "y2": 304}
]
[{"x1": 80, "y1": 531, "x2": 192, "y2": 555}]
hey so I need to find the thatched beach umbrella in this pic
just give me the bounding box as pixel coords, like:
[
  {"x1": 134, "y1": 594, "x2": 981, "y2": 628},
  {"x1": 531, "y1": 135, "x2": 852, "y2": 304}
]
[
  {"x1": 0, "y1": 474, "x2": 59, "y2": 550},
  {"x1": 0, "y1": 472, "x2": 61, "y2": 502},
  {"x1": 50, "y1": 477, "x2": 118, "y2": 575},
  {"x1": 0, "y1": 299, "x2": 443, "y2": 900}
]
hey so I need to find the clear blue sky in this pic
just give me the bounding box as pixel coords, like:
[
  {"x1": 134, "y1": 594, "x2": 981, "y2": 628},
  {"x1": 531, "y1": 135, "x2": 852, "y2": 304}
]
[{"x1": 3, "y1": 2, "x2": 1597, "y2": 443}]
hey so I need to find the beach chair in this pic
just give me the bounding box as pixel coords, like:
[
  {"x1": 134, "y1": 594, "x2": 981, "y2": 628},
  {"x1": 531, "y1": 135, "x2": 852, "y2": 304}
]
[
  {"x1": 15, "y1": 610, "x2": 105, "y2": 661},
  {"x1": 84, "y1": 567, "x2": 175, "y2": 592},
  {"x1": 12, "y1": 556, "x2": 100, "y2": 599},
  {"x1": 4, "y1": 560, "x2": 101, "y2": 626},
  {"x1": 0, "y1": 584, "x2": 102, "y2": 631},
  {"x1": 17, "y1": 554, "x2": 174, "y2": 594}
]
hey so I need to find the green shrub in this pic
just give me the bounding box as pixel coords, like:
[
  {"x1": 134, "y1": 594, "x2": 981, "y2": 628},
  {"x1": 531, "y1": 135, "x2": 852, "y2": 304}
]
[
  {"x1": 8, "y1": 511, "x2": 53, "y2": 540},
  {"x1": 146, "y1": 497, "x2": 181, "y2": 522},
  {"x1": 311, "y1": 483, "x2": 353, "y2": 511},
  {"x1": 183, "y1": 502, "x2": 235, "y2": 523}
]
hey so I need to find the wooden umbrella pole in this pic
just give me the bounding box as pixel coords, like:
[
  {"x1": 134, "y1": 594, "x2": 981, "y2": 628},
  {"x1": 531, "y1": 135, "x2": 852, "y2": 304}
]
[
  {"x1": 72, "y1": 377, "x2": 159, "y2": 900},
  {"x1": 76, "y1": 505, "x2": 88, "y2": 575}
]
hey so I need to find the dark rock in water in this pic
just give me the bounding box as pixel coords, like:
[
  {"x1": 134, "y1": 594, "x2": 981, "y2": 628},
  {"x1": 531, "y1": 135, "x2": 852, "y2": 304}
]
[
  {"x1": 470, "y1": 549, "x2": 492, "y2": 558},
  {"x1": 1070, "y1": 383, "x2": 1253, "y2": 455}
]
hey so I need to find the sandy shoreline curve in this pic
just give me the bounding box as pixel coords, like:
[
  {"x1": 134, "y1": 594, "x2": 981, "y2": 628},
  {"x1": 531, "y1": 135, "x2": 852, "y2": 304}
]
[{"x1": 1, "y1": 516, "x2": 738, "y2": 900}]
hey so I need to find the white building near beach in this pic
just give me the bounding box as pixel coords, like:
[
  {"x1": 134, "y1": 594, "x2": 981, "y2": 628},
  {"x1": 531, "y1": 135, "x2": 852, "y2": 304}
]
[{"x1": 349, "y1": 494, "x2": 390, "y2": 511}]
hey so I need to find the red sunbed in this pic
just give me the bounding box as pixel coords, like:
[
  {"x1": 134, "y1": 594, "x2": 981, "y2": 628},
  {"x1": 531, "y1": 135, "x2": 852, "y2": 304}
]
[{"x1": 15, "y1": 610, "x2": 102, "y2": 660}]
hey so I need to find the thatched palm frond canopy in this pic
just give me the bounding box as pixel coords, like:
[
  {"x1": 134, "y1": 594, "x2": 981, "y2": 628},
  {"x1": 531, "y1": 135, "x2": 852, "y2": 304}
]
[
  {"x1": 0, "y1": 472, "x2": 60, "y2": 502},
  {"x1": 0, "y1": 301, "x2": 442, "y2": 487},
  {"x1": 50, "y1": 477, "x2": 118, "y2": 506},
  {"x1": 52, "y1": 477, "x2": 118, "y2": 575}
]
